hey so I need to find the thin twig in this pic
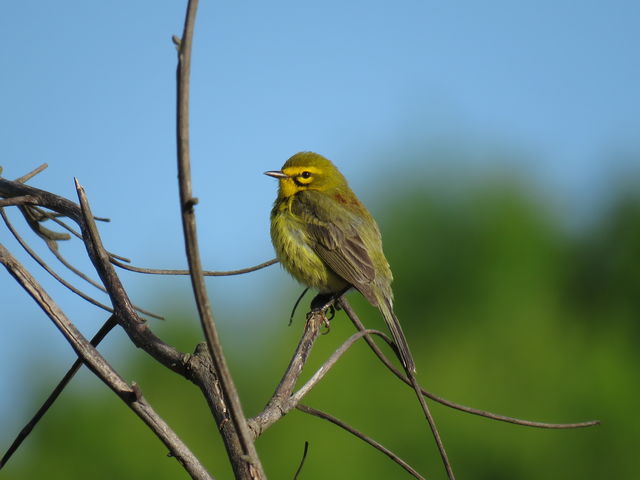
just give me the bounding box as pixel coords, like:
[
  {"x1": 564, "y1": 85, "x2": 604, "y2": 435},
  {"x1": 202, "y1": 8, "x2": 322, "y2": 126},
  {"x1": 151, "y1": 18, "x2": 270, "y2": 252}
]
[
  {"x1": 174, "y1": 0, "x2": 264, "y2": 477},
  {"x1": 407, "y1": 361, "x2": 454, "y2": 480},
  {"x1": 49, "y1": 243, "x2": 108, "y2": 291},
  {"x1": 290, "y1": 329, "x2": 388, "y2": 404},
  {"x1": 5, "y1": 182, "x2": 265, "y2": 284},
  {"x1": 73, "y1": 181, "x2": 184, "y2": 367},
  {"x1": 297, "y1": 404, "x2": 425, "y2": 480},
  {"x1": 289, "y1": 287, "x2": 309, "y2": 325},
  {"x1": 292, "y1": 441, "x2": 309, "y2": 480},
  {"x1": 15, "y1": 163, "x2": 48, "y2": 183},
  {"x1": 289, "y1": 322, "x2": 452, "y2": 478},
  {"x1": 1, "y1": 209, "x2": 114, "y2": 313},
  {"x1": 111, "y1": 256, "x2": 277, "y2": 276},
  {"x1": 45, "y1": 243, "x2": 164, "y2": 320},
  {"x1": 20, "y1": 205, "x2": 72, "y2": 241},
  {"x1": 30, "y1": 192, "x2": 266, "y2": 279},
  {"x1": 249, "y1": 319, "x2": 393, "y2": 440},
  {"x1": 0, "y1": 315, "x2": 118, "y2": 469},
  {"x1": 335, "y1": 299, "x2": 455, "y2": 479},
  {"x1": 32, "y1": 205, "x2": 117, "y2": 252},
  {"x1": 0, "y1": 195, "x2": 39, "y2": 207},
  {"x1": 2, "y1": 207, "x2": 163, "y2": 321},
  {"x1": 341, "y1": 300, "x2": 600, "y2": 429}
]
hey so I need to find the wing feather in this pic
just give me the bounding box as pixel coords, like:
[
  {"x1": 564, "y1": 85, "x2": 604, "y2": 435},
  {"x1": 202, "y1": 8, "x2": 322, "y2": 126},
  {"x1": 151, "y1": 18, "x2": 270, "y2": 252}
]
[{"x1": 294, "y1": 191, "x2": 377, "y2": 302}]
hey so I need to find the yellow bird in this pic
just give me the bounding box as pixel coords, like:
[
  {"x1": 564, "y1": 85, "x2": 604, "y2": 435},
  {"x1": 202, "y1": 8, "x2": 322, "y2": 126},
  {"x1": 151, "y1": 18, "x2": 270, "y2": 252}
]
[{"x1": 265, "y1": 152, "x2": 415, "y2": 372}]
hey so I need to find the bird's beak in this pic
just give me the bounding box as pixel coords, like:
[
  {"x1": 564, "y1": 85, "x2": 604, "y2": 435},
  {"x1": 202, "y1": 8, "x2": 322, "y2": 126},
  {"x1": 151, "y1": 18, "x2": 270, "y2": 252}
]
[{"x1": 264, "y1": 170, "x2": 288, "y2": 179}]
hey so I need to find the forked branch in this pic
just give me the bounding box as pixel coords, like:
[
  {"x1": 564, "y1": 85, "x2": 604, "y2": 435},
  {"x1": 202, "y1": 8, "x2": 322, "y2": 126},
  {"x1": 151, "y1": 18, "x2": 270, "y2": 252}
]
[
  {"x1": 0, "y1": 246, "x2": 213, "y2": 480},
  {"x1": 0, "y1": 172, "x2": 259, "y2": 479}
]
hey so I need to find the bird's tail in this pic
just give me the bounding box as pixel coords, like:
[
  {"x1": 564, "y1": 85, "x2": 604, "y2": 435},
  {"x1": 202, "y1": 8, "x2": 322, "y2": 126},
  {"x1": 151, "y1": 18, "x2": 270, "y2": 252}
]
[{"x1": 379, "y1": 298, "x2": 416, "y2": 373}]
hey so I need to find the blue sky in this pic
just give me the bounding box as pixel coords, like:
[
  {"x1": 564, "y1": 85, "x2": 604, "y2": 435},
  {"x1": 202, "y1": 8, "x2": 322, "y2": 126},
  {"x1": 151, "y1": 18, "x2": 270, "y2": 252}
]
[{"x1": 1, "y1": 0, "x2": 639, "y2": 438}]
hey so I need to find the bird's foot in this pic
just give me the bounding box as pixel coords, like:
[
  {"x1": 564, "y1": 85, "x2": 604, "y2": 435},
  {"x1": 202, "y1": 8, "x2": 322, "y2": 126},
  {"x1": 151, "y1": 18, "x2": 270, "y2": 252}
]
[
  {"x1": 306, "y1": 289, "x2": 349, "y2": 332},
  {"x1": 305, "y1": 305, "x2": 332, "y2": 333},
  {"x1": 320, "y1": 306, "x2": 334, "y2": 334},
  {"x1": 306, "y1": 293, "x2": 333, "y2": 330},
  {"x1": 309, "y1": 292, "x2": 336, "y2": 314}
]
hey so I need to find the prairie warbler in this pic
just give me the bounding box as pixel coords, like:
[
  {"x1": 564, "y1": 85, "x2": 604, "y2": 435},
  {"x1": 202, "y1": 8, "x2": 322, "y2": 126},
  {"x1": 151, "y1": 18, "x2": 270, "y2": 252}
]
[{"x1": 265, "y1": 152, "x2": 415, "y2": 372}]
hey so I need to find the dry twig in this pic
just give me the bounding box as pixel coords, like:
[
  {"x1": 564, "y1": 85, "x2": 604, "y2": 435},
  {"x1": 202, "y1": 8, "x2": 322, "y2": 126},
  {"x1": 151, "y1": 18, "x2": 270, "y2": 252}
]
[
  {"x1": 0, "y1": 315, "x2": 118, "y2": 468},
  {"x1": 297, "y1": 404, "x2": 425, "y2": 480},
  {"x1": 110, "y1": 256, "x2": 277, "y2": 276},
  {"x1": 341, "y1": 300, "x2": 600, "y2": 430}
]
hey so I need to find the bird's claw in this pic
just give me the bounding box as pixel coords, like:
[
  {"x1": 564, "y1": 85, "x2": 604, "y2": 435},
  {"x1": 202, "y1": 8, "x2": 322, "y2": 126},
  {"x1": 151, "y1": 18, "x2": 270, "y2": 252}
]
[
  {"x1": 320, "y1": 315, "x2": 332, "y2": 334},
  {"x1": 306, "y1": 296, "x2": 335, "y2": 333},
  {"x1": 326, "y1": 305, "x2": 336, "y2": 321},
  {"x1": 321, "y1": 306, "x2": 335, "y2": 334}
]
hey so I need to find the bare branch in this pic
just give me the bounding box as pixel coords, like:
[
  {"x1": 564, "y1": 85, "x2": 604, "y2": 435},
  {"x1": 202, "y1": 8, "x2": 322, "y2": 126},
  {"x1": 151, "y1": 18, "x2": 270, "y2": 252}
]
[
  {"x1": 0, "y1": 170, "x2": 252, "y2": 475},
  {"x1": 290, "y1": 329, "x2": 388, "y2": 404},
  {"x1": 111, "y1": 256, "x2": 277, "y2": 276},
  {"x1": 107, "y1": 250, "x2": 131, "y2": 262},
  {"x1": 0, "y1": 245, "x2": 213, "y2": 479},
  {"x1": 73, "y1": 181, "x2": 250, "y2": 471},
  {"x1": 297, "y1": 404, "x2": 425, "y2": 480},
  {"x1": 341, "y1": 300, "x2": 600, "y2": 429},
  {"x1": 331, "y1": 299, "x2": 456, "y2": 479},
  {"x1": 1, "y1": 209, "x2": 114, "y2": 313},
  {"x1": 29, "y1": 206, "x2": 128, "y2": 264},
  {"x1": 249, "y1": 313, "x2": 392, "y2": 440},
  {"x1": 30, "y1": 207, "x2": 77, "y2": 238},
  {"x1": 72, "y1": 181, "x2": 187, "y2": 370},
  {"x1": 15, "y1": 163, "x2": 48, "y2": 183},
  {"x1": 27, "y1": 205, "x2": 111, "y2": 245},
  {"x1": 48, "y1": 241, "x2": 109, "y2": 291},
  {"x1": 19, "y1": 205, "x2": 72, "y2": 241},
  {"x1": 173, "y1": 0, "x2": 264, "y2": 477},
  {"x1": 0, "y1": 316, "x2": 118, "y2": 469},
  {"x1": 43, "y1": 239, "x2": 164, "y2": 320},
  {"x1": 3, "y1": 204, "x2": 163, "y2": 320},
  {"x1": 248, "y1": 310, "x2": 326, "y2": 438},
  {"x1": 406, "y1": 358, "x2": 455, "y2": 480},
  {"x1": 0, "y1": 195, "x2": 39, "y2": 207}
]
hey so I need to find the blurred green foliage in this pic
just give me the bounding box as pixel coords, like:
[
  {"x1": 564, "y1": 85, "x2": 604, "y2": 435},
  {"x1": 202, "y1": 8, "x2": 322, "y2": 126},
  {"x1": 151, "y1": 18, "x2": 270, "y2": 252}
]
[{"x1": 3, "y1": 176, "x2": 639, "y2": 479}]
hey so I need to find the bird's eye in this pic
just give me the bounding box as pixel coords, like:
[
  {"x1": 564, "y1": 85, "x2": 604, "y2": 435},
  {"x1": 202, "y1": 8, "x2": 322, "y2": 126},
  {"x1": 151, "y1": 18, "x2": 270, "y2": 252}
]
[{"x1": 300, "y1": 171, "x2": 312, "y2": 179}]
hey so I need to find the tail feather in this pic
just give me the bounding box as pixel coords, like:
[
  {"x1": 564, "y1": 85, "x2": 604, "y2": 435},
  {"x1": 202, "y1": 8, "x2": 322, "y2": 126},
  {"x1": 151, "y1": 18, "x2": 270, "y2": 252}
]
[{"x1": 379, "y1": 298, "x2": 416, "y2": 373}]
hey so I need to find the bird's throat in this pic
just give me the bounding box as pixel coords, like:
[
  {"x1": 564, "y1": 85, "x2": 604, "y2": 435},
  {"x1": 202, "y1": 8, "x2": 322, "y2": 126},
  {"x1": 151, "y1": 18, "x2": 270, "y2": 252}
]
[{"x1": 278, "y1": 178, "x2": 303, "y2": 199}]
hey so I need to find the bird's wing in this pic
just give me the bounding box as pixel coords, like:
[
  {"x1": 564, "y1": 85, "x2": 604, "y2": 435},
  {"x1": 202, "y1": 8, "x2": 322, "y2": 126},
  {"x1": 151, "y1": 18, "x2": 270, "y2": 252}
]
[{"x1": 295, "y1": 191, "x2": 377, "y2": 302}]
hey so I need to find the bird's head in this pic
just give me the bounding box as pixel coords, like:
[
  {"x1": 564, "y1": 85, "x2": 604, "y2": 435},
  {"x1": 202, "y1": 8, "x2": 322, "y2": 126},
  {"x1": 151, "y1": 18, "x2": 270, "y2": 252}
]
[{"x1": 264, "y1": 152, "x2": 349, "y2": 199}]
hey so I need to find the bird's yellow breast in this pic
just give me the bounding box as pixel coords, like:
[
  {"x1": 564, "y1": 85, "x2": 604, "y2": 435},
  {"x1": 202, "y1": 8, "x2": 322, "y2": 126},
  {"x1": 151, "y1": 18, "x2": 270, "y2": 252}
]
[{"x1": 270, "y1": 201, "x2": 348, "y2": 293}]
